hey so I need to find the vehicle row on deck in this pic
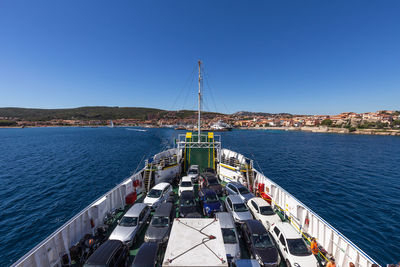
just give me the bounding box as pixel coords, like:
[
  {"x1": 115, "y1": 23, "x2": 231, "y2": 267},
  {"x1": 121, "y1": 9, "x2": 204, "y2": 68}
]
[{"x1": 83, "y1": 166, "x2": 319, "y2": 267}]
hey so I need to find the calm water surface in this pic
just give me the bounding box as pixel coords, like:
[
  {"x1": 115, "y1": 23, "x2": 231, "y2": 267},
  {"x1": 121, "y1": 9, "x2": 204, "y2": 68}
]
[{"x1": 0, "y1": 127, "x2": 399, "y2": 265}]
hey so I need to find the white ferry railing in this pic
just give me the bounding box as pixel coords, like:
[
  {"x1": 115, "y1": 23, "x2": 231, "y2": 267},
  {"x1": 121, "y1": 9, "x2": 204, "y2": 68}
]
[
  {"x1": 219, "y1": 149, "x2": 379, "y2": 267},
  {"x1": 11, "y1": 169, "x2": 145, "y2": 267}
]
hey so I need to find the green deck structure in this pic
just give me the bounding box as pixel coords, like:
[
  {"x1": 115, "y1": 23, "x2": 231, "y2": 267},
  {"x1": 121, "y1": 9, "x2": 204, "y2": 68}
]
[{"x1": 182, "y1": 132, "x2": 218, "y2": 173}]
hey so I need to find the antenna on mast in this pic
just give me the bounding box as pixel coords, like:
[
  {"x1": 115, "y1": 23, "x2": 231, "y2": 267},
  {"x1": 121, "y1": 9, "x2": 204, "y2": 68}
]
[{"x1": 198, "y1": 60, "x2": 202, "y2": 143}]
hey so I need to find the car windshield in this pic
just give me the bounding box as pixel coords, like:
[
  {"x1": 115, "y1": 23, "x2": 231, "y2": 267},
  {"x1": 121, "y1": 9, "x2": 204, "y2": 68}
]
[
  {"x1": 208, "y1": 179, "x2": 219, "y2": 186},
  {"x1": 188, "y1": 169, "x2": 198, "y2": 174},
  {"x1": 222, "y1": 228, "x2": 237, "y2": 244},
  {"x1": 205, "y1": 194, "x2": 219, "y2": 203},
  {"x1": 259, "y1": 206, "x2": 275, "y2": 215},
  {"x1": 233, "y1": 203, "x2": 248, "y2": 212},
  {"x1": 238, "y1": 187, "x2": 250, "y2": 194},
  {"x1": 147, "y1": 189, "x2": 162, "y2": 198},
  {"x1": 287, "y1": 238, "x2": 312, "y2": 256},
  {"x1": 180, "y1": 198, "x2": 195, "y2": 207},
  {"x1": 252, "y1": 234, "x2": 274, "y2": 248},
  {"x1": 181, "y1": 181, "x2": 192, "y2": 187},
  {"x1": 119, "y1": 216, "x2": 138, "y2": 227},
  {"x1": 151, "y1": 216, "x2": 169, "y2": 227}
]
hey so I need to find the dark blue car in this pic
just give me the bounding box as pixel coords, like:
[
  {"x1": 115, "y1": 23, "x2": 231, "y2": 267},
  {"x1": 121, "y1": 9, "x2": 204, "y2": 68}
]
[{"x1": 198, "y1": 188, "x2": 222, "y2": 216}]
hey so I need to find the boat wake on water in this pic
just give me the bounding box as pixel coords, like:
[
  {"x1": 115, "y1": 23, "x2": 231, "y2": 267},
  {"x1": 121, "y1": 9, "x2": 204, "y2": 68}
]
[{"x1": 125, "y1": 128, "x2": 148, "y2": 132}]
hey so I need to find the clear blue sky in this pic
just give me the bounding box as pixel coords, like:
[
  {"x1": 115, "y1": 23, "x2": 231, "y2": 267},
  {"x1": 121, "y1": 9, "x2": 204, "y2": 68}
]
[{"x1": 0, "y1": 0, "x2": 399, "y2": 115}]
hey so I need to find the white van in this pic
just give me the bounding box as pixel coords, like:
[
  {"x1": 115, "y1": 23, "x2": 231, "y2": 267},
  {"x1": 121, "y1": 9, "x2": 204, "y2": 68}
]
[{"x1": 270, "y1": 222, "x2": 318, "y2": 267}]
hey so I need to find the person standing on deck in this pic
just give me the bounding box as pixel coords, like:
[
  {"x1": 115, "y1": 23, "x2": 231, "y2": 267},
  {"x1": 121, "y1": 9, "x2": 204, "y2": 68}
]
[
  {"x1": 310, "y1": 237, "x2": 319, "y2": 256},
  {"x1": 326, "y1": 258, "x2": 336, "y2": 267}
]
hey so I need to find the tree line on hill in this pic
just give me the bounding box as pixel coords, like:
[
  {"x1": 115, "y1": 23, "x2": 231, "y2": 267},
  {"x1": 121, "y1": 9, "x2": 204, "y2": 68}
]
[{"x1": 0, "y1": 107, "x2": 223, "y2": 121}]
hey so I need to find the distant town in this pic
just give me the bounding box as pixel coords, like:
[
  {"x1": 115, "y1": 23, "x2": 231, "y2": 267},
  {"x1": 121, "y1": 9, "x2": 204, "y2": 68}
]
[{"x1": 1, "y1": 108, "x2": 400, "y2": 135}]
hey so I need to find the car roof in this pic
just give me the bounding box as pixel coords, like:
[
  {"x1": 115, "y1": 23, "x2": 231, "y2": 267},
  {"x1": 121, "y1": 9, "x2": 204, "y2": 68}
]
[
  {"x1": 235, "y1": 259, "x2": 260, "y2": 267},
  {"x1": 181, "y1": 176, "x2": 192, "y2": 182},
  {"x1": 244, "y1": 220, "x2": 268, "y2": 234},
  {"x1": 274, "y1": 222, "x2": 301, "y2": 239},
  {"x1": 228, "y1": 195, "x2": 245, "y2": 204},
  {"x1": 125, "y1": 203, "x2": 147, "y2": 217},
  {"x1": 216, "y1": 212, "x2": 235, "y2": 228},
  {"x1": 189, "y1": 165, "x2": 199, "y2": 169},
  {"x1": 202, "y1": 172, "x2": 217, "y2": 178},
  {"x1": 132, "y1": 242, "x2": 159, "y2": 267},
  {"x1": 151, "y1": 182, "x2": 170, "y2": 190},
  {"x1": 228, "y1": 182, "x2": 245, "y2": 189},
  {"x1": 248, "y1": 197, "x2": 271, "y2": 207},
  {"x1": 200, "y1": 188, "x2": 217, "y2": 195},
  {"x1": 180, "y1": 191, "x2": 195, "y2": 199},
  {"x1": 154, "y1": 202, "x2": 173, "y2": 217},
  {"x1": 85, "y1": 240, "x2": 122, "y2": 265}
]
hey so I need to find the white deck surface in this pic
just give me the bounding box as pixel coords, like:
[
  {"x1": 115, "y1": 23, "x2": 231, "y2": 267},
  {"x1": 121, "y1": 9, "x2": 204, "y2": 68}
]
[{"x1": 162, "y1": 218, "x2": 228, "y2": 267}]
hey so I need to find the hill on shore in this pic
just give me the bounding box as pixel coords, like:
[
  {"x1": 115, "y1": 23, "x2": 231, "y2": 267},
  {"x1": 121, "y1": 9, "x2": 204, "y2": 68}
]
[{"x1": 0, "y1": 107, "x2": 223, "y2": 121}]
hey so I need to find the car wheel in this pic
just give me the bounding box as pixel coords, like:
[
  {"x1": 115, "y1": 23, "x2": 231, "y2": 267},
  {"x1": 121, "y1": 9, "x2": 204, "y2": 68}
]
[
  {"x1": 286, "y1": 260, "x2": 292, "y2": 267},
  {"x1": 124, "y1": 255, "x2": 129, "y2": 267}
]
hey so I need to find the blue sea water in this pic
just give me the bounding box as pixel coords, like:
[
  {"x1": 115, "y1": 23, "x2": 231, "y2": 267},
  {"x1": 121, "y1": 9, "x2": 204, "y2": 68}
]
[{"x1": 0, "y1": 127, "x2": 399, "y2": 266}]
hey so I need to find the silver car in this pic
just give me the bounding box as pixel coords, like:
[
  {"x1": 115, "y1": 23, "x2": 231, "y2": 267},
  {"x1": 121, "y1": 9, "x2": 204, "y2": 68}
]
[
  {"x1": 109, "y1": 203, "x2": 151, "y2": 246},
  {"x1": 225, "y1": 182, "x2": 255, "y2": 202},
  {"x1": 216, "y1": 212, "x2": 241, "y2": 261},
  {"x1": 187, "y1": 165, "x2": 199, "y2": 183},
  {"x1": 225, "y1": 195, "x2": 253, "y2": 223}
]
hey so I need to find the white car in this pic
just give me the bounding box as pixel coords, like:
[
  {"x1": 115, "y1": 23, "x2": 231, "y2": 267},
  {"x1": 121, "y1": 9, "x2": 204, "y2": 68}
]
[
  {"x1": 178, "y1": 176, "x2": 194, "y2": 196},
  {"x1": 270, "y1": 222, "x2": 319, "y2": 267},
  {"x1": 143, "y1": 182, "x2": 172, "y2": 209},
  {"x1": 247, "y1": 197, "x2": 282, "y2": 230}
]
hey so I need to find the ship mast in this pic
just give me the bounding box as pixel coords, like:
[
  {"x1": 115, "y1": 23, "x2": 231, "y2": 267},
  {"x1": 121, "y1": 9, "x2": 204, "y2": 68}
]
[{"x1": 198, "y1": 60, "x2": 202, "y2": 143}]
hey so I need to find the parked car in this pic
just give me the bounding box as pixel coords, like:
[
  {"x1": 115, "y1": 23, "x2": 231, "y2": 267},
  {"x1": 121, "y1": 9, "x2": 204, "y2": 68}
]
[
  {"x1": 144, "y1": 202, "x2": 174, "y2": 243},
  {"x1": 226, "y1": 182, "x2": 255, "y2": 202},
  {"x1": 143, "y1": 182, "x2": 173, "y2": 209},
  {"x1": 200, "y1": 172, "x2": 224, "y2": 196},
  {"x1": 225, "y1": 195, "x2": 253, "y2": 223},
  {"x1": 204, "y1": 167, "x2": 216, "y2": 174},
  {"x1": 270, "y1": 222, "x2": 318, "y2": 267},
  {"x1": 241, "y1": 220, "x2": 280, "y2": 267},
  {"x1": 233, "y1": 259, "x2": 261, "y2": 267},
  {"x1": 247, "y1": 197, "x2": 281, "y2": 230},
  {"x1": 109, "y1": 203, "x2": 151, "y2": 246},
  {"x1": 187, "y1": 165, "x2": 200, "y2": 183},
  {"x1": 178, "y1": 176, "x2": 194, "y2": 196},
  {"x1": 166, "y1": 191, "x2": 175, "y2": 204},
  {"x1": 215, "y1": 212, "x2": 241, "y2": 261},
  {"x1": 131, "y1": 242, "x2": 162, "y2": 267},
  {"x1": 178, "y1": 191, "x2": 202, "y2": 218},
  {"x1": 198, "y1": 188, "x2": 223, "y2": 216},
  {"x1": 84, "y1": 240, "x2": 128, "y2": 267}
]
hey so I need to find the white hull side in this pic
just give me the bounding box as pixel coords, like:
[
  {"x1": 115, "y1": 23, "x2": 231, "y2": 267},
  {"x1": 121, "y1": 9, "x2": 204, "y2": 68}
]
[{"x1": 155, "y1": 164, "x2": 181, "y2": 184}]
